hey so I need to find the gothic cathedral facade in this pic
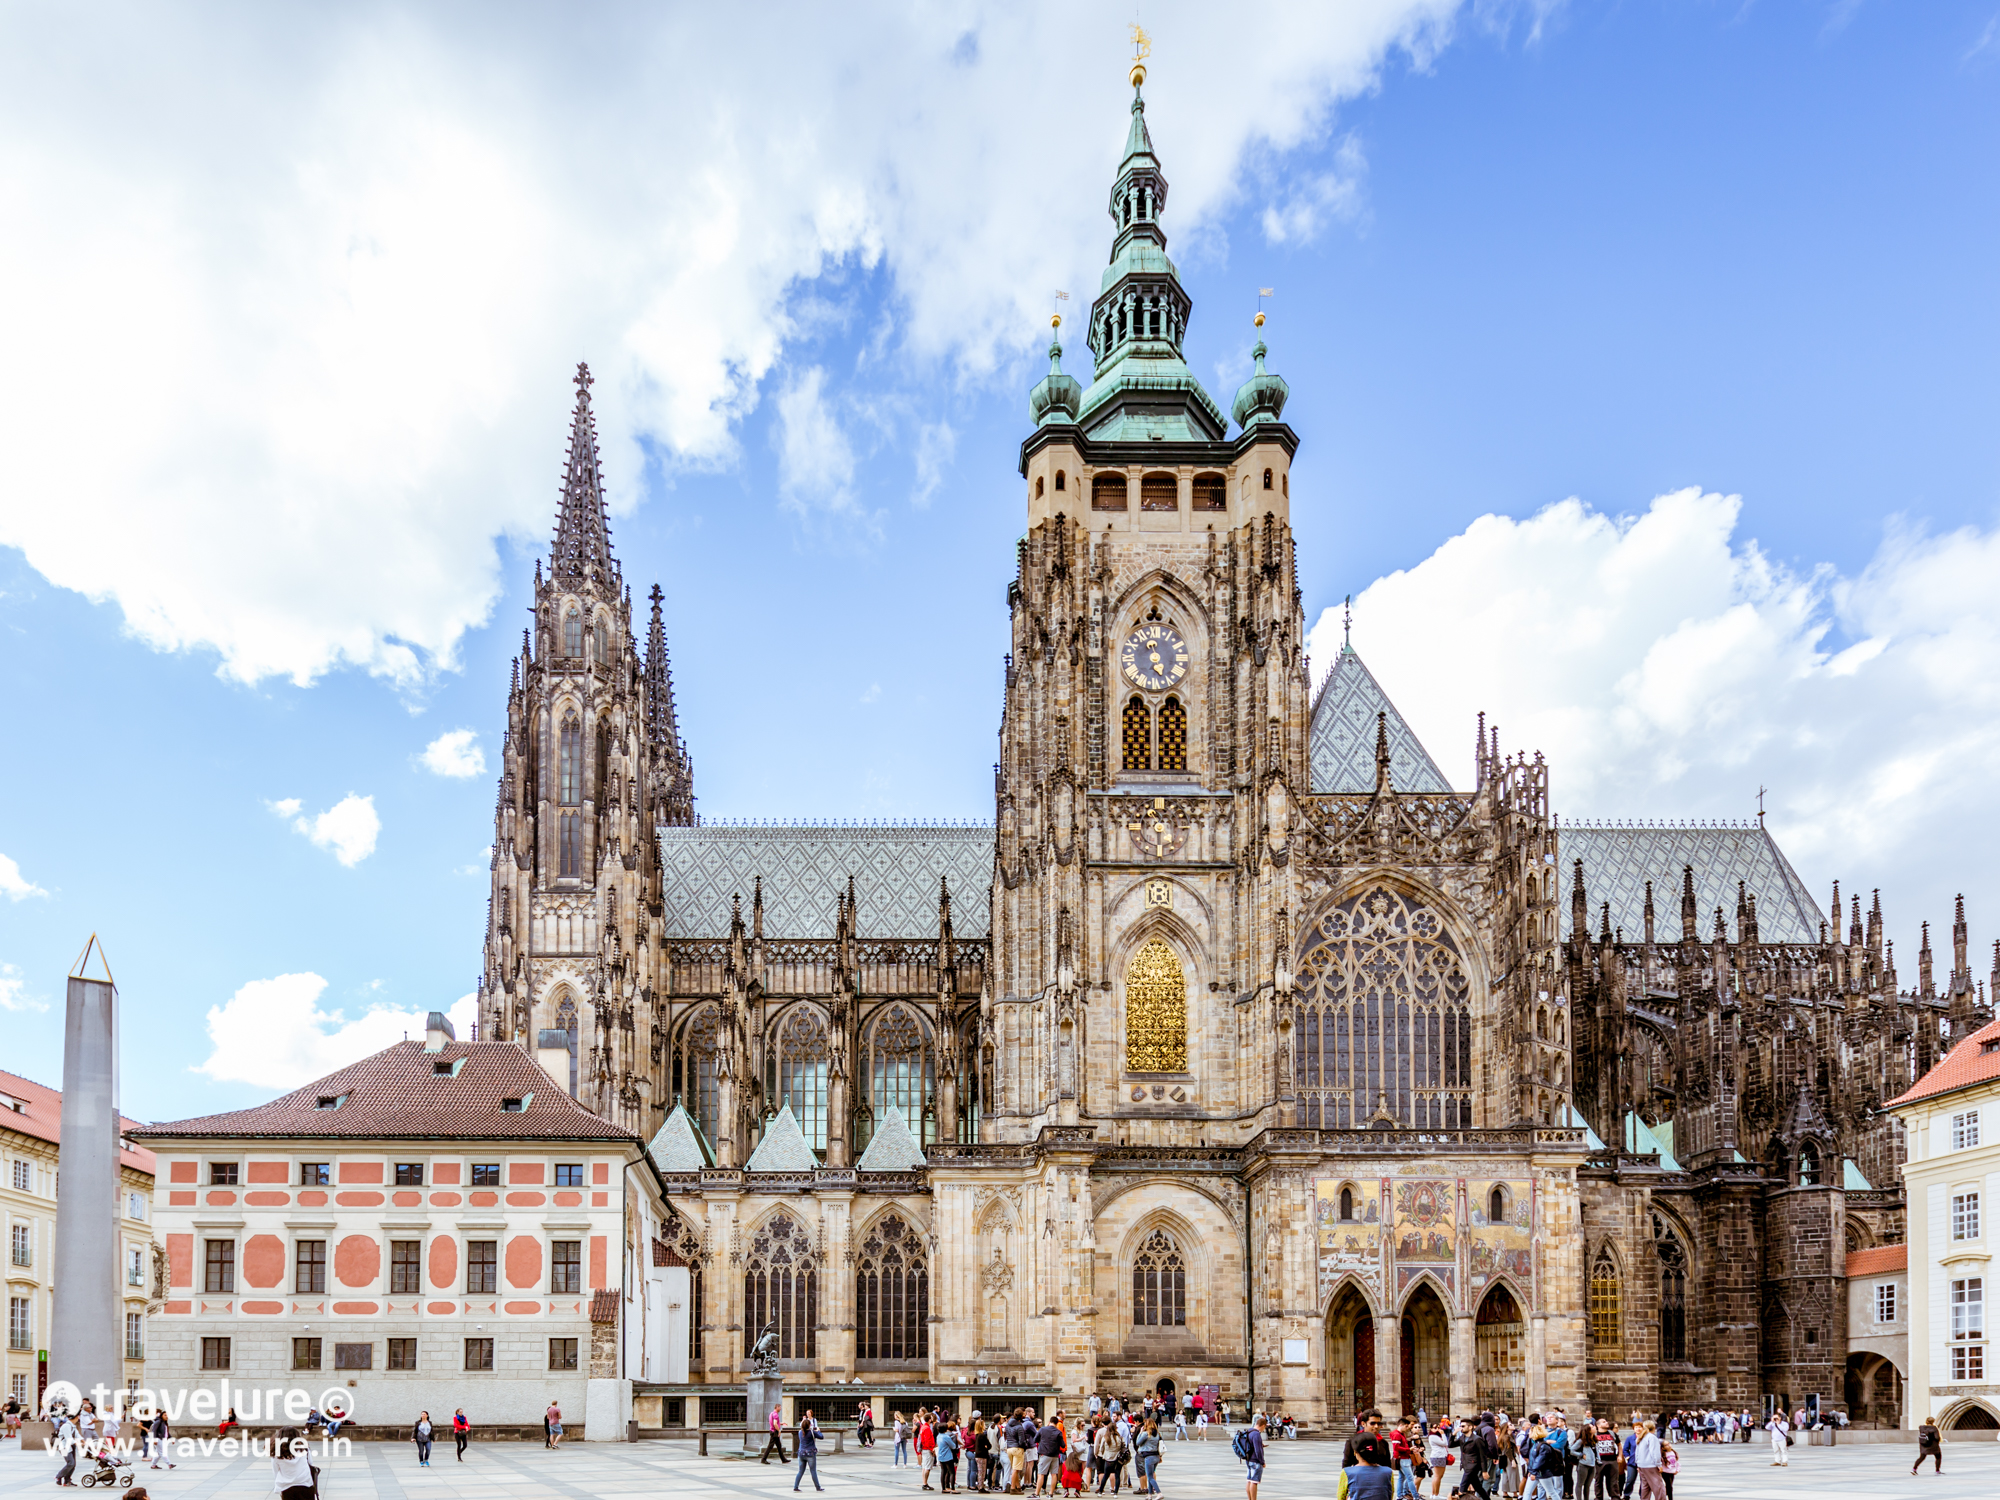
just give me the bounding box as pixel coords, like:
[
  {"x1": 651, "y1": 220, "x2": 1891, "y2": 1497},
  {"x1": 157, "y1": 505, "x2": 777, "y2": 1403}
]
[{"x1": 477, "y1": 78, "x2": 1974, "y2": 1425}]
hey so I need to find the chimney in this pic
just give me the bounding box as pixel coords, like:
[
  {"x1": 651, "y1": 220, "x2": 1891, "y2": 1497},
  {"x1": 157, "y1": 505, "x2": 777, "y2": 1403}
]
[{"x1": 424, "y1": 1011, "x2": 456, "y2": 1054}]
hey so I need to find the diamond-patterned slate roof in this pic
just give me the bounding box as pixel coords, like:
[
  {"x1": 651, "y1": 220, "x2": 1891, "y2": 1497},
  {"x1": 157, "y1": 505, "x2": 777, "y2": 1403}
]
[
  {"x1": 855, "y1": 1107, "x2": 926, "y2": 1171},
  {"x1": 744, "y1": 1104, "x2": 818, "y2": 1172},
  {"x1": 647, "y1": 1103, "x2": 714, "y2": 1173},
  {"x1": 656, "y1": 824, "x2": 993, "y2": 940},
  {"x1": 1309, "y1": 644, "x2": 1452, "y2": 796},
  {"x1": 1557, "y1": 822, "x2": 1823, "y2": 945}
]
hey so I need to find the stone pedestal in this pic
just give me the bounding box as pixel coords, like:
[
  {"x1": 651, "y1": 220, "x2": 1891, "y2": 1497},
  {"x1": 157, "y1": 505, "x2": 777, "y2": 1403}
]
[{"x1": 745, "y1": 1373, "x2": 785, "y2": 1452}]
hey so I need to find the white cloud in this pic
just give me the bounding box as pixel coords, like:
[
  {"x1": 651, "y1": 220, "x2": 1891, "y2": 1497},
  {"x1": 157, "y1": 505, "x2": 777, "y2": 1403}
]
[
  {"x1": 194, "y1": 973, "x2": 477, "y2": 1088},
  {"x1": 268, "y1": 793, "x2": 381, "y2": 866},
  {"x1": 0, "y1": 853, "x2": 47, "y2": 901},
  {"x1": 1311, "y1": 488, "x2": 2000, "y2": 953},
  {"x1": 0, "y1": 962, "x2": 46, "y2": 1013},
  {"x1": 1260, "y1": 132, "x2": 1369, "y2": 244},
  {"x1": 912, "y1": 420, "x2": 957, "y2": 508},
  {"x1": 419, "y1": 728, "x2": 486, "y2": 778},
  {"x1": 0, "y1": 2, "x2": 1459, "y2": 688},
  {"x1": 774, "y1": 366, "x2": 862, "y2": 522},
  {"x1": 860, "y1": 682, "x2": 883, "y2": 704}
]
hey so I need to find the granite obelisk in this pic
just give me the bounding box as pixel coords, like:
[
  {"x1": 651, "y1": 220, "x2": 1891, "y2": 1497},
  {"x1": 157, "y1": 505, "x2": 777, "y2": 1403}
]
[{"x1": 50, "y1": 938, "x2": 121, "y2": 1410}]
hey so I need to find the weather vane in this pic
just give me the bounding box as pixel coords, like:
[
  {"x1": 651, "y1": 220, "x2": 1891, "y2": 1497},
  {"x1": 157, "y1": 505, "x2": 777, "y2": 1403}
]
[
  {"x1": 1052, "y1": 288, "x2": 1069, "y2": 329},
  {"x1": 1129, "y1": 22, "x2": 1150, "y2": 86},
  {"x1": 1257, "y1": 286, "x2": 1274, "y2": 328}
]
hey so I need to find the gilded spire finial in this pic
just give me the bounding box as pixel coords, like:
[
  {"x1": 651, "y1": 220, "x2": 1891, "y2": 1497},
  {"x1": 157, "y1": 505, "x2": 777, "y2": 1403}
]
[{"x1": 1129, "y1": 23, "x2": 1150, "y2": 87}]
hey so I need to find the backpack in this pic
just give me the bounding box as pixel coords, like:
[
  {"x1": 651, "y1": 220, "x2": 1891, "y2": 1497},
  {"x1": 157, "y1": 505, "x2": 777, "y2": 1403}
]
[{"x1": 1232, "y1": 1430, "x2": 1256, "y2": 1462}]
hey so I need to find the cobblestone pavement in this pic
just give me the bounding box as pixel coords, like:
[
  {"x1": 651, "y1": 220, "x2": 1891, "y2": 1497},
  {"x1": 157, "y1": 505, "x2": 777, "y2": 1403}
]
[{"x1": 0, "y1": 1432, "x2": 1986, "y2": 1500}]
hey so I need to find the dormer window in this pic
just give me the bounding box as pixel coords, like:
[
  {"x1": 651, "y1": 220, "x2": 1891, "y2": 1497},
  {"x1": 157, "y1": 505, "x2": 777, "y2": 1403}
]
[
  {"x1": 315, "y1": 1094, "x2": 346, "y2": 1111},
  {"x1": 501, "y1": 1096, "x2": 529, "y2": 1113}
]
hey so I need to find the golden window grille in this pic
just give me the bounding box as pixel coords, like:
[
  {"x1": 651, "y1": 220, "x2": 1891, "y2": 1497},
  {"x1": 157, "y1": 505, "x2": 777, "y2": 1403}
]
[
  {"x1": 1158, "y1": 695, "x2": 1187, "y2": 770},
  {"x1": 1125, "y1": 938, "x2": 1187, "y2": 1072},
  {"x1": 1122, "y1": 696, "x2": 1152, "y2": 770},
  {"x1": 1588, "y1": 1250, "x2": 1621, "y2": 1355}
]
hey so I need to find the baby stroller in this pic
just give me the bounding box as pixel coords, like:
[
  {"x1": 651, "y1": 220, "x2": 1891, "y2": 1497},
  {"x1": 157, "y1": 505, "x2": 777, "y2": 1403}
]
[{"x1": 77, "y1": 1447, "x2": 136, "y2": 1488}]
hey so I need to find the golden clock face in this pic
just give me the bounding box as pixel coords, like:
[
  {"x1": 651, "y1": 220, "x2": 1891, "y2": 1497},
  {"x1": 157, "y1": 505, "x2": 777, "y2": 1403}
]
[{"x1": 1120, "y1": 624, "x2": 1189, "y2": 692}]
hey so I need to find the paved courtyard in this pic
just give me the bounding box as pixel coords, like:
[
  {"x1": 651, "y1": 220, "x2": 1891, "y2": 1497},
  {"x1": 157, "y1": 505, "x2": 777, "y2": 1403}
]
[{"x1": 0, "y1": 1432, "x2": 1985, "y2": 1500}]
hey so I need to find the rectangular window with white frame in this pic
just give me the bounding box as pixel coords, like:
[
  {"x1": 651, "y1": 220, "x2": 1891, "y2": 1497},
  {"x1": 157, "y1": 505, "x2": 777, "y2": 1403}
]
[
  {"x1": 125, "y1": 1310, "x2": 143, "y2": 1360},
  {"x1": 1953, "y1": 1191, "x2": 1982, "y2": 1241},
  {"x1": 127, "y1": 1246, "x2": 144, "y2": 1287},
  {"x1": 9, "y1": 1223, "x2": 28, "y2": 1269},
  {"x1": 1876, "y1": 1282, "x2": 1897, "y2": 1323},
  {"x1": 1950, "y1": 1276, "x2": 1985, "y2": 1380},
  {"x1": 7, "y1": 1296, "x2": 29, "y2": 1351},
  {"x1": 1952, "y1": 1110, "x2": 1981, "y2": 1150},
  {"x1": 9, "y1": 1160, "x2": 28, "y2": 1193}
]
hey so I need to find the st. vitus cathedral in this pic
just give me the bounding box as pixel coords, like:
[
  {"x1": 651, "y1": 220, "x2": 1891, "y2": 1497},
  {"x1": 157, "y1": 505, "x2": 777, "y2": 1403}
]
[{"x1": 475, "y1": 70, "x2": 1982, "y2": 1426}]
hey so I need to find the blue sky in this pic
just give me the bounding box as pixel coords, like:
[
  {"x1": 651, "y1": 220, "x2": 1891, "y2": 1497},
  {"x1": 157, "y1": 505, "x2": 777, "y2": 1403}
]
[{"x1": 1, "y1": 1, "x2": 1996, "y2": 1120}]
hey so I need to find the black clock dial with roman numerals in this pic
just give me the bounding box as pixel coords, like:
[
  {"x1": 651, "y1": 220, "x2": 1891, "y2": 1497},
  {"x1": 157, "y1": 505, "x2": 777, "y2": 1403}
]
[{"x1": 1119, "y1": 625, "x2": 1189, "y2": 692}]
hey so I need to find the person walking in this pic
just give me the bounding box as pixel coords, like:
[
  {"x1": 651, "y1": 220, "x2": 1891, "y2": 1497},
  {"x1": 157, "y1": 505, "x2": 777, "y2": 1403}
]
[
  {"x1": 1174, "y1": 1405, "x2": 1188, "y2": 1442},
  {"x1": 1912, "y1": 1414, "x2": 1943, "y2": 1474},
  {"x1": 1095, "y1": 1413, "x2": 1126, "y2": 1494},
  {"x1": 1239, "y1": 1412, "x2": 1268, "y2": 1500},
  {"x1": 1425, "y1": 1416, "x2": 1451, "y2": 1497},
  {"x1": 761, "y1": 1402, "x2": 789, "y2": 1465},
  {"x1": 894, "y1": 1412, "x2": 910, "y2": 1467},
  {"x1": 787, "y1": 1407, "x2": 822, "y2": 1492},
  {"x1": 1133, "y1": 1418, "x2": 1162, "y2": 1496},
  {"x1": 451, "y1": 1407, "x2": 470, "y2": 1461},
  {"x1": 413, "y1": 1410, "x2": 434, "y2": 1467},
  {"x1": 146, "y1": 1409, "x2": 175, "y2": 1470},
  {"x1": 547, "y1": 1400, "x2": 564, "y2": 1449},
  {"x1": 1658, "y1": 1439, "x2": 1677, "y2": 1500},
  {"x1": 271, "y1": 1426, "x2": 315, "y2": 1500},
  {"x1": 1764, "y1": 1411, "x2": 1788, "y2": 1467},
  {"x1": 860, "y1": 1405, "x2": 876, "y2": 1449},
  {"x1": 51, "y1": 1406, "x2": 80, "y2": 1488}
]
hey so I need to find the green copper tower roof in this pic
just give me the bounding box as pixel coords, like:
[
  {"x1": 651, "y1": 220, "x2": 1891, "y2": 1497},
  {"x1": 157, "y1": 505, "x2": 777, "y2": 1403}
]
[{"x1": 1072, "y1": 83, "x2": 1229, "y2": 443}]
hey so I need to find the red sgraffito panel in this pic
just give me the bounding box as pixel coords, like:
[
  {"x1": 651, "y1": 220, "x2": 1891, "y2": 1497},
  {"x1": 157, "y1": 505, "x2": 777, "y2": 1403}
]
[
  {"x1": 167, "y1": 1234, "x2": 193, "y2": 1288},
  {"x1": 505, "y1": 1234, "x2": 542, "y2": 1290},
  {"x1": 428, "y1": 1234, "x2": 458, "y2": 1291},
  {"x1": 334, "y1": 1234, "x2": 381, "y2": 1288},
  {"x1": 241, "y1": 1234, "x2": 286, "y2": 1289},
  {"x1": 246, "y1": 1161, "x2": 289, "y2": 1184}
]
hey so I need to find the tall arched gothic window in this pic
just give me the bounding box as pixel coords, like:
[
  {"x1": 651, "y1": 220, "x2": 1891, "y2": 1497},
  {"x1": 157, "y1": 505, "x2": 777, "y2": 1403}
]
[
  {"x1": 677, "y1": 1006, "x2": 720, "y2": 1146},
  {"x1": 743, "y1": 1213, "x2": 816, "y2": 1360},
  {"x1": 1123, "y1": 697, "x2": 1152, "y2": 770},
  {"x1": 559, "y1": 713, "x2": 582, "y2": 804},
  {"x1": 863, "y1": 1004, "x2": 935, "y2": 1152},
  {"x1": 1158, "y1": 696, "x2": 1187, "y2": 771},
  {"x1": 1293, "y1": 887, "x2": 1473, "y2": 1129},
  {"x1": 1655, "y1": 1216, "x2": 1688, "y2": 1363},
  {"x1": 1131, "y1": 1227, "x2": 1187, "y2": 1327},
  {"x1": 1588, "y1": 1248, "x2": 1621, "y2": 1356},
  {"x1": 594, "y1": 616, "x2": 610, "y2": 663},
  {"x1": 769, "y1": 1007, "x2": 831, "y2": 1151},
  {"x1": 1125, "y1": 939, "x2": 1187, "y2": 1073},
  {"x1": 661, "y1": 1210, "x2": 705, "y2": 1362},
  {"x1": 564, "y1": 607, "x2": 583, "y2": 657},
  {"x1": 855, "y1": 1214, "x2": 929, "y2": 1362},
  {"x1": 559, "y1": 814, "x2": 581, "y2": 878}
]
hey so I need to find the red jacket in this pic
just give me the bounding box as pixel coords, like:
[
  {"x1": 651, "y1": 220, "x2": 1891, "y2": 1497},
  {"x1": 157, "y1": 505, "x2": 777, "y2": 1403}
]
[{"x1": 1390, "y1": 1430, "x2": 1415, "y2": 1463}]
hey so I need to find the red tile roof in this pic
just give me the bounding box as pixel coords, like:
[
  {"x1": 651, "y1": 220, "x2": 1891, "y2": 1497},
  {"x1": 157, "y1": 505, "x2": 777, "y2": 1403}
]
[
  {"x1": 1846, "y1": 1244, "x2": 1907, "y2": 1278},
  {"x1": 128, "y1": 1041, "x2": 640, "y2": 1144},
  {"x1": 0, "y1": 1067, "x2": 157, "y2": 1175},
  {"x1": 590, "y1": 1288, "x2": 619, "y2": 1324},
  {"x1": 1886, "y1": 1017, "x2": 2000, "y2": 1110}
]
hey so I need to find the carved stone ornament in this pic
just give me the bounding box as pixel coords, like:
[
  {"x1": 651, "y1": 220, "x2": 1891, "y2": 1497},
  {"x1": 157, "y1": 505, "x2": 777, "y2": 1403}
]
[{"x1": 981, "y1": 1248, "x2": 1016, "y2": 1295}]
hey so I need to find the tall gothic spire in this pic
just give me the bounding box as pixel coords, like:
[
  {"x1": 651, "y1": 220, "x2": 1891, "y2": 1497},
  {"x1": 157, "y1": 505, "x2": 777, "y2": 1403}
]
[
  {"x1": 551, "y1": 363, "x2": 620, "y2": 588},
  {"x1": 643, "y1": 583, "x2": 696, "y2": 826},
  {"x1": 1074, "y1": 70, "x2": 1228, "y2": 442}
]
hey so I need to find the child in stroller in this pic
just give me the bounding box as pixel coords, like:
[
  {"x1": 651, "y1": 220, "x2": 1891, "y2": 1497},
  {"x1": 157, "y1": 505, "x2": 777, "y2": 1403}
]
[{"x1": 78, "y1": 1444, "x2": 136, "y2": 1488}]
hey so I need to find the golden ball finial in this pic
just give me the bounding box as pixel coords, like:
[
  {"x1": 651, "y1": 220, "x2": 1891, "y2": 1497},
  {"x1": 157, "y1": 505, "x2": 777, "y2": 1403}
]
[
  {"x1": 1051, "y1": 313, "x2": 1063, "y2": 329},
  {"x1": 1254, "y1": 310, "x2": 1266, "y2": 328},
  {"x1": 1130, "y1": 61, "x2": 1147, "y2": 88}
]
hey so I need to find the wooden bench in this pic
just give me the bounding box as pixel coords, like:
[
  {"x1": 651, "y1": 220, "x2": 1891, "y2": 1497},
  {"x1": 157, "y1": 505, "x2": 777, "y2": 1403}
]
[{"x1": 694, "y1": 1425, "x2": 847, "y2": 1457}]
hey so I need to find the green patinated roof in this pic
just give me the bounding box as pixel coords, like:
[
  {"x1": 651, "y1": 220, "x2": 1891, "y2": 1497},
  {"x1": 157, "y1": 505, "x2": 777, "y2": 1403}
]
[{"x1": 1624, "y1": 1111, "x2": 1683, "y2": 1170}]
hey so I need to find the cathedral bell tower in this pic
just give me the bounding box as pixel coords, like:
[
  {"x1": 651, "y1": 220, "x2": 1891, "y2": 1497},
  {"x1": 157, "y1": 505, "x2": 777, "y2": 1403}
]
[
  {"x1": 990, "y1": 63, "x2": 1311, "y2": 1148},
  {"x1": 479, "y1": 363, "x2": 695, "y2": 1134}
]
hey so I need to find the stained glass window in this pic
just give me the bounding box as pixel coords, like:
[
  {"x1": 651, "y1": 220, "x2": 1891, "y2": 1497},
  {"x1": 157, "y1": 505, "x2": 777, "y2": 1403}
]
[
  {"x1": 744, "y1": 1213, "x2": 816, "y2": 1360},
  {"x1": 559, "y1": 714, "x2": 582, "y2": 804},
  {"x1": 1158, "y1": 696, "x2": 1187, "y2": 771},
  {"x1": 1131, "y1": 1228, "x2": 1186, "y2": 1327},
  {"x1": 865, "y1": 1004, "x2": 935, "y2": 1150},
  {"x1": 1125, "y1": 938, "x2": 1187, "y2": 1073},
  {"x1": 1588, "y1": 1248, "x2": 1621, "y2": 1355},
  {"x1": 663, "y1": 1211, "x2": 705, "y2": 1362},
  {"x1": 680, "y1": 1006, "x2": 720, "y2": 1145},
  {"x1": 1656, "y1": 1221, "x2": 1687, "y2": 1362},
  {"x1": 1123, "y1": 696, "x2": 1152, "y2": 771},
  {"x1": 770, "y1": 1006, "x2": 831, "y2": 1151},
  {"x1": 564, "y1": 608, "x2": 582, "y2": 657},
  {"x1": 856, "y1": 1214, "x2": 929, "y2": 1361},
  {"x1": 1292, "y1": 887, "x2": 1472, "y2": 1128}
]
